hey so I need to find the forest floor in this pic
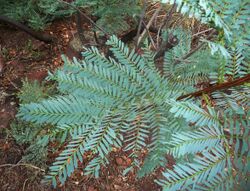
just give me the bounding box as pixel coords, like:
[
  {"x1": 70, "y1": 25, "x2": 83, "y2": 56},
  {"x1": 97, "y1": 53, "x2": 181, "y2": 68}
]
[{"x1": 0, "y1": 15, "x2": 172, "y2": 191}]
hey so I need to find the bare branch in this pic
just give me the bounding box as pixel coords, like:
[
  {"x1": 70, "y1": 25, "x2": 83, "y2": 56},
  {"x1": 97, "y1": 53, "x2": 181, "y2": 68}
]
[
  {"x1": 0, "y1": 163, "x2": 45, "y2": 172},
  {"x1": 135, "y1": 0, "x2": 148, "y2": 49},
  {"x1": 137, "y1": 4, "x2": 162, "y2": 46},
  {"x1": 177, "y1": 74, "x2": 250, "y2": 100}
]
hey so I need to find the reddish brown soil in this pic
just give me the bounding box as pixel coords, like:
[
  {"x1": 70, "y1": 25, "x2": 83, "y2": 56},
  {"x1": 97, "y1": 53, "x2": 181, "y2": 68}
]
[{"x1": 0, "y1": 16, "x2": 167, "y2": 191}]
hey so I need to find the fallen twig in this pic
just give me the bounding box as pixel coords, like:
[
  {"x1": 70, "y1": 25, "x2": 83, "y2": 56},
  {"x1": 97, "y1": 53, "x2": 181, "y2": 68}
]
[
  {"x1": 141, "y1": 20, "x2": 156, "y2": 49},
  {"x1": 0, "y1": 15, "x2": 53, "y2": 43},
  {"x1": 0, "y1": 163, "x2": 45, "y2": 172},
  {"x1": 192, "y1": 28, "x2": 214, "y2": 37},
  {"x1": 137, "y1": 4, "x2": 162, "y2": 46},
  {"x1": 157, "y1": 2, "x2": 176, "y2": 47},
  {"x1": 135, "y1": 0, "x2": 148, "y2": 49},
  {"x1": 177, "y1": 74, "x2": 250, "y2": 100}
]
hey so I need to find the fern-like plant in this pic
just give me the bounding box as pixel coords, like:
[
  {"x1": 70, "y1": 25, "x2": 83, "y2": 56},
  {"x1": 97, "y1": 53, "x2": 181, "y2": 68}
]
[
  {"x1": 15, "y1": 0, "x2": 250, "y2": 189},
  {"x1": 18, "y1": 35, "x2": 173, "y2": 186},
  {"x1": 17, "y1": 33, "x2": 249, "y2": 190}
]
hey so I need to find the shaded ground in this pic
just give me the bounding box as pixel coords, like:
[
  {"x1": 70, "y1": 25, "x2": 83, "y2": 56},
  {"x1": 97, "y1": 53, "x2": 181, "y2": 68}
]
[{"x1": 0, "y1": 15, "x2": 169, "y2": 191}]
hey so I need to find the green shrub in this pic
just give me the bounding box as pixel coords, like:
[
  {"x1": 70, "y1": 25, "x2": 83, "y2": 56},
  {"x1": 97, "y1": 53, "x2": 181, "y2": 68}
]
[
  {"x1": 11, "y1": 80, "x2": 57, "y2": 166},
  {"x1": 16, "y1": 0, "x2": 250, "y2": 190},
  {"x1": 0, "y1": 0, "x2": 141, "y2": 32},
  {"x1": 0, "y1": 0, "x2": 73, "y2": 30},
  {"x1": 17, "y1": 33, "x2": 249, "y2": 190}
]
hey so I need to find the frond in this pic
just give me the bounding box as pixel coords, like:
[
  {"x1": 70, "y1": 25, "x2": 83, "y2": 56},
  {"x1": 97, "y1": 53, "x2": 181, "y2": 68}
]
[
  {"x1": 141, "y1": 47, "x2": 158, "y2": 70},
  {"x1": 168, "y1": 100, "x2": 220, "y2": 128},
  {"x1": 106, "y1": 35, "x2": 168, "y2": 101},
  {"x1": 44, "y1": 116, "x2": 119, "y2": 186},
  {"x1": 51, "y1": 124, "x2": 93, "y2": 143},
  {"x1": 137, "y1": 148, "x2": 167, "y2": 178},
  {"x1": 84, "y1": 156, "x2": 106, "y2": 177},
  {"x1": 222, "y1": 0, "x2": 250, "y2": 44},
  {"x1": 196, "y1": 171, "x2": 234, "y2": 191},
  {"x1": 138, "y1": 104, "x2": 186, "y2": 177},
  {"x1": 82, "y1": 47, "x2": 142, "y2": 99},
  {"x1": 160, "y1": 0, "x2": 231, "y2": 40},
  {"x1": 157, "y1": 145, "x2": 229, "y2": 191},
  {"x1": 167, "y1": 126, "x2": 224, "y2": 157},
  {"x1": 84, "y1": 119, "x2": 118, "y2": 158},
  {"x1": 163, "y1": 28, "x2": 218, "y2": 92},
  {"x1": 17, "y1": 95, "x2": 104, "y2": 125},
  {"x1": 123, "y1": 104, "x2": 152, "y2": 167},
  {"x1": 43, "y1": 124, "x2": 93, "y2": 187},
  {"x1": 148, "y1": 105, "x2": 178, "y2": 150},
  {"x1": 55, "y1": 56, "x2": 135, "y2": 104},
  {"x1": 212, "y1": 86, "x2": 250, "y2": 110},
  {"x1": 226, "y1": 47, "x2": 246, "y2": 78},
  {"x1": 225, "y1": 112, "x2": 249, "y2": 166}
]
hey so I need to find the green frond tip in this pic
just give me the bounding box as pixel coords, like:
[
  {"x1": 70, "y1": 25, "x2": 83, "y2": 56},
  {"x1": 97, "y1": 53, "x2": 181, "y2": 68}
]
[
  {"x1": 157, "y1": 145, "x2": 229, "y2": 191},
  {"x1": 168, "y1": 100, "x2": 220, "y2": 128},
  {"x1": 17, "y1": 95, "x2": 105, "y2": 125},
  {"x1": 168, "y1": 126, "x2": 224, "y2": 157}
]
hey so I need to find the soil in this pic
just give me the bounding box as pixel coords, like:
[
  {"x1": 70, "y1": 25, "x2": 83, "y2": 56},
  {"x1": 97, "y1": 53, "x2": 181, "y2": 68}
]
[{"x1": 0, "y1": 15, "x2": 172, "y2": 191}]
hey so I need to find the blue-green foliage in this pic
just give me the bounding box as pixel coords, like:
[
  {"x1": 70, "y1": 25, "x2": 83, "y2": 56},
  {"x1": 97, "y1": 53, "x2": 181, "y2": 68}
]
[
  {"x1": 17, "y1": 33, "x2": 249, "y2": 190},
  {"x1": 158, "y1": 2, "x2": 250, "y2": 189},
  {"x1": 157, "y1": 99, "x2": 249, "y2": 191},
  {"x1": 18, "y1": 35, "x2": 174, "y2": 187},
  {"x1": 163, "y1": 28, "x2": 219, "y2": 92},
  {"x1": 5, "y1": 0, "x2": 250, "y2": 189},
  {"x1": 157, "y1": 145, "x2": 230, "y2": 191},
  {"x1": 161, "y1": 0, "x2": 250, "y2": 65}
]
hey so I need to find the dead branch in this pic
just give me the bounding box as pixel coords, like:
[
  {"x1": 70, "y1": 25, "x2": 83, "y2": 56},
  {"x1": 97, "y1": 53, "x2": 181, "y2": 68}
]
[
  {"x1": 0, "y1": 163, "x2": 45, "y2": 172},
  {"x1": 137, "y1": 4, "x2": 162, "y2": 46},
  {"x1": 177, "y1": 74, "x2": 250, "y2": 100},
  {"x1": 0, "y1": 15, "x2": 53, "y2": 43}
]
